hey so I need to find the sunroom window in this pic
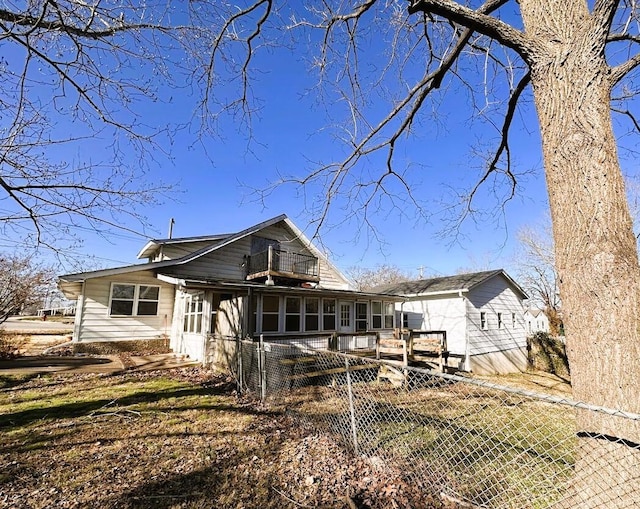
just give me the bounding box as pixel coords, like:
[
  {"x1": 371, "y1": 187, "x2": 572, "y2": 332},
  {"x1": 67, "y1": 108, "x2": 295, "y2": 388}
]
[
  {"x1": 305, "y1": 298, "x2": 319, "y2": 331},
  {"x1": 262, "y1": 295, "x2": 280, "y2": 332},
  {"x1": 372, "y1": 301, "x2": 383, "y2": 329},
  {"x1": 285, "y1": 297, "x2": 301, "y2": 332}
]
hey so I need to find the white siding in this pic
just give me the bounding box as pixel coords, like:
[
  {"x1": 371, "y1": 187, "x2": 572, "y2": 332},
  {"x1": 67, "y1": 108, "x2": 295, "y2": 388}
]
[
  {"x1": 216, "y1": 295, "x2": 245, "y2": 337},
  {"x1": 166, "y1": 237, "x2": 251, "y2": 280},
  {"x1": 465, "y1": 276, "x2": 526, "y2": 356},
  {"x1": 161, "y1": 225, "x2": 349, "y2": 289},
  {"x1": 77, "y1": 271, "x2": 174, "y2": 342},
  {"x1": 154, "y1": 241, "x2": 221, "y2": 261},
  {"x1": 400, "y1": 296, "x2": 467, "y2": 355}
]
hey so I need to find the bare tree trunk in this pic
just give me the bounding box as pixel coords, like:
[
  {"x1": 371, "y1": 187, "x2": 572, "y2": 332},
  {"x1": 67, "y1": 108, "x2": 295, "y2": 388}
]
[
  {"x1": 544, "y1": 306, "x2": 562, "y2": 337},
  {"x1": 521, "y1": 2, "x2": 640, "y2": 506}
]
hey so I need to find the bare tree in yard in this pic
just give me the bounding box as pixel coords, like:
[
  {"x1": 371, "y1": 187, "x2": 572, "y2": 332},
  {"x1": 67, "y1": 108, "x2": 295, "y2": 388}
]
[
  {"x1": 346, "y1": 264, "x2": 414, "y2": 291},
  {"x1": 0, "y1": 254, "x2": 53, "y2": 324},
  {"x1": 4, "y1": 0, "x2": 639, "y2": 504},
  {"x1": 0, "y1": 1, "x2": 193, "y2": 252},
  {"x1": 516, "y1": 222, "x2": 563, "y2": 335},
  {"x1": 205, "y1": 1, "x2": 639, "y2": 506}
]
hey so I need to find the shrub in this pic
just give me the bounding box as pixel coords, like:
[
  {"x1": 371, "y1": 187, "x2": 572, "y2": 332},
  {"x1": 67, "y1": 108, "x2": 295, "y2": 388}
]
[
  {"x1": 527, "y1": 332, "x2": 569, "y2": 377},
  {"x1": 0, "y1": 332, "x2": 22, "y2": 359}
]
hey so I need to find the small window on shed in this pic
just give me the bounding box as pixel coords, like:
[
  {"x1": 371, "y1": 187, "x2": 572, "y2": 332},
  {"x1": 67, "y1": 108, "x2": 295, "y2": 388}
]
[
  {"x1": 497, "y1": 312, "x2": 503, "y2": 329},
  {"x1": 480, "y1": 312, "x2": 487, "y2": 330}
]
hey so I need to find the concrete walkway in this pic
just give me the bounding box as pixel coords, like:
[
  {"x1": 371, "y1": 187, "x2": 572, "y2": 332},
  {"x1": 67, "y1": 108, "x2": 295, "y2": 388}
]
[{"x1": 0, "y1": 354, "x2": 199, "y2": 375}]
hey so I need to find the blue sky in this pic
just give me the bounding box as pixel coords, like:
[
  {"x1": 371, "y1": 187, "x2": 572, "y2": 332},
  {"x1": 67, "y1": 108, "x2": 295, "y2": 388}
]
[
  {"x1": 71, "y1": 41, "x2": 550, "y2": 278},
  {"x1": 2, "y1": 3, "x2": 556, "y2": 278}
]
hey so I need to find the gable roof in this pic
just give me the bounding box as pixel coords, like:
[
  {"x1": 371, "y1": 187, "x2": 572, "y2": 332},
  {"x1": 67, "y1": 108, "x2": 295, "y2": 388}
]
[
  {"x1": 371, "y1": 269, "x2": 528, "y2": 299},
  {"x1": 137, "y1": 233, "x2": 231, "y2": 259},
  {"x1": 59, "y1": 214, "x2": 351, "y2": 293}
]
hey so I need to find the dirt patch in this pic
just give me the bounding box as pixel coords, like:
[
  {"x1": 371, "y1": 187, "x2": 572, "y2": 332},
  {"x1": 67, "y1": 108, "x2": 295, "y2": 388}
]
[
  {"x1": 1, "y1": 332, "x2": 71, "y2": 358},
  {"x1": 0, "y1": 369, "x2": 450, "y2": 508},
  {"x1": 72, "y1": 338, "x2": 171, "y2": 356}
]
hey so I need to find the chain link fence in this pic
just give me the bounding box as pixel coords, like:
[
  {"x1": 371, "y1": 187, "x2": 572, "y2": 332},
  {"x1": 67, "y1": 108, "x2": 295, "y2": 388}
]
[{"x1": 214, "y1": 336, "x2": 640, "y2": 508}]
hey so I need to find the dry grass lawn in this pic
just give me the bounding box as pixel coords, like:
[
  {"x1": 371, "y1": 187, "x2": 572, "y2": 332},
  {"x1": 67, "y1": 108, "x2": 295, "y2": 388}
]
[{"x1": 0, "y1": 369, "x2": 445, "y2": 509}]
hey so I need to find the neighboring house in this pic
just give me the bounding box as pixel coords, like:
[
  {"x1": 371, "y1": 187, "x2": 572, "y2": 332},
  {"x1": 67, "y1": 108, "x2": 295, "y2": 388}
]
[
  {"x1": 58, "y1": 215, "x2": 401, "y2": 363},
  {"x1": 371, "y1": 270, "x2": 529, "y2": 375},
  {"x1": 523, "y1": 308, "x2": 550, "y2": 334}
]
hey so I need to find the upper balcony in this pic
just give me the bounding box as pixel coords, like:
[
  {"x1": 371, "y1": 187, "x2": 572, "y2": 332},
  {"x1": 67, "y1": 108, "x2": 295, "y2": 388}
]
[{"x1": 246, "y1": 246, "x2": 320, "y2": 284}]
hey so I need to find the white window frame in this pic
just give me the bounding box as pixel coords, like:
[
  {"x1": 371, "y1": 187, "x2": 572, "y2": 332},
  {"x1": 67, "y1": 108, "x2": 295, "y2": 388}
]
[
  {"x1": 480, "y1": 312, "x2": 487, "y2": 330},
  {"x1": 304, "y1": 297, "x2": 320, "y2": 332},
  {"x1": 285, "y1": 296, "x2": 302, "y2": 332},
  {"x1": 109, "y1": 283, "x2": 160, "y2": 317},
  {"x1": 497, "y1": 312, "x2": 503, "y2": 329},
  {"x1": 355, "y1": 301, "x2": 368, "y2": 332},
  {"x1": 384, "y1": 302, "x2": 395, "y2": 329},
  {"x1": 371, "y1": 301, "x2": 383, "y2": 329},
  {"x1": 322, "y1": 299, "x2": 336, "y2": 331},
  {"x1": 183, "y1": 291, "x2": 205, "y2": 334},
  {"x1": 261, "y1": 295, "x2": 280, "y2": 333}
]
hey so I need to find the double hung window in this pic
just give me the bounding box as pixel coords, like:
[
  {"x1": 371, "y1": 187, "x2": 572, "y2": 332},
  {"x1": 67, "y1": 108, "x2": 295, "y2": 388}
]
[
  {"x1": 183, "y1": 292, "x2": 204, "y2": 333},
  {"x1": 109, "y1": 284, "x2": 159, "y2": 316}
]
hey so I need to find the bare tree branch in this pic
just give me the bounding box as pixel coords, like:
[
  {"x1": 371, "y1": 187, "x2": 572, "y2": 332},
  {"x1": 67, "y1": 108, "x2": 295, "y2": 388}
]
[{"x1": 408, "y1": 0, "x2": 534, "y2": 60}]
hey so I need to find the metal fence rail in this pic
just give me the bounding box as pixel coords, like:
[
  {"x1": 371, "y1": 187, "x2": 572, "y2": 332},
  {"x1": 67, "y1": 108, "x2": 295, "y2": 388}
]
[{"x1": 220, "y1": 337, "x2": 640, "y2": 508}]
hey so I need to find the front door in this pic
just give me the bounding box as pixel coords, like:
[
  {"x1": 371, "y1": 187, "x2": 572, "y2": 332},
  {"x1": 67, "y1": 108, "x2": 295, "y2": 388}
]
[{"x1": 338, "y1": 301, "x2": 354, "y2": 333}]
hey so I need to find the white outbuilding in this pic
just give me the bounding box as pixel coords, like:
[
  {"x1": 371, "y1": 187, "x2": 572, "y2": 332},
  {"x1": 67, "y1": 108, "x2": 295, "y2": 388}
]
[{"x1": 371, "y1": 270, "x2": 529, "y2": 375}]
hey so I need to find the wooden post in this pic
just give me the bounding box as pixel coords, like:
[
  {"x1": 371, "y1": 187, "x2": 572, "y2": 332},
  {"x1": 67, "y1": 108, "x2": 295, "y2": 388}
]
[
  {"x1": 401, "y1": 331, "x2": 409, "y2": 368},
  {"x1": 345, "y1": 357, "x2": 359, "y2": 455},
  {"x1": 330, "y1": 332, "x2": 338, "y2": 351},
  {"x1": 408, "y1": 331, "x2": 414, "y2": 358}
]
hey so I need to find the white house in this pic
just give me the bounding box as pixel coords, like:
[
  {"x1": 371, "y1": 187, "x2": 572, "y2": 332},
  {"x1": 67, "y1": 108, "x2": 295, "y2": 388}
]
[
  {"x1": 523, "y1": 308, "x2": 550, "y2": 334},
  {"x1": 58, "y1": 215, "x2": 401, "y2": 363},
  {"x1": 372, "y1": 270, "x2": 529, "y2": 375}
]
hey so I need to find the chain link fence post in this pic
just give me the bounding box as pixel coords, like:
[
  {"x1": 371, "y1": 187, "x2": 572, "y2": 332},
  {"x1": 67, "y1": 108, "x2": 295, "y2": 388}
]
[
  {"x1": 345, "y1": 355, "x2": 359, "y2": 455},
  {"x1": 258, "y1": 334, "x2": 267, "y2": 402},
  {"x1": 236, "y1": 335, "x2": 243, "y2": 394}
]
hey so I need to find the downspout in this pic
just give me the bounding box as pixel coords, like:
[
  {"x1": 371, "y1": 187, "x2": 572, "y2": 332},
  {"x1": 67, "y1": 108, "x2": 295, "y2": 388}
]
[
  {"x1": 245, "y1": 287, "x2": 254, "y2": 338},
  {"x1": 72, "y1": 281, "x2": 86, "y2": 343},
  {"x1": 460, "y1": 289, "x2": 471, "y2": 372}
]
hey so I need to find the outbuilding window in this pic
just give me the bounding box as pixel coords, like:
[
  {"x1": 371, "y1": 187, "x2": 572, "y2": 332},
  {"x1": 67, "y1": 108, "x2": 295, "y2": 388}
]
[{"x1": 109, "y1": 283, "x2": 159, "y2": 317}]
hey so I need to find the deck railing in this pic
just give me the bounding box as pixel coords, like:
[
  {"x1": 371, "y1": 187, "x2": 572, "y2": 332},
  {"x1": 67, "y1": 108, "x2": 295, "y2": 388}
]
[{"x1": 247, "y1": 246, "x2": 319, "y2": 279}]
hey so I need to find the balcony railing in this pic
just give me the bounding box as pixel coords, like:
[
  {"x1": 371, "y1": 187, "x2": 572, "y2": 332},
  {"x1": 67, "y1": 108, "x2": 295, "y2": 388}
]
[{"x1": 247, "y1": 246, "x2": 319, "y2": 282}]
